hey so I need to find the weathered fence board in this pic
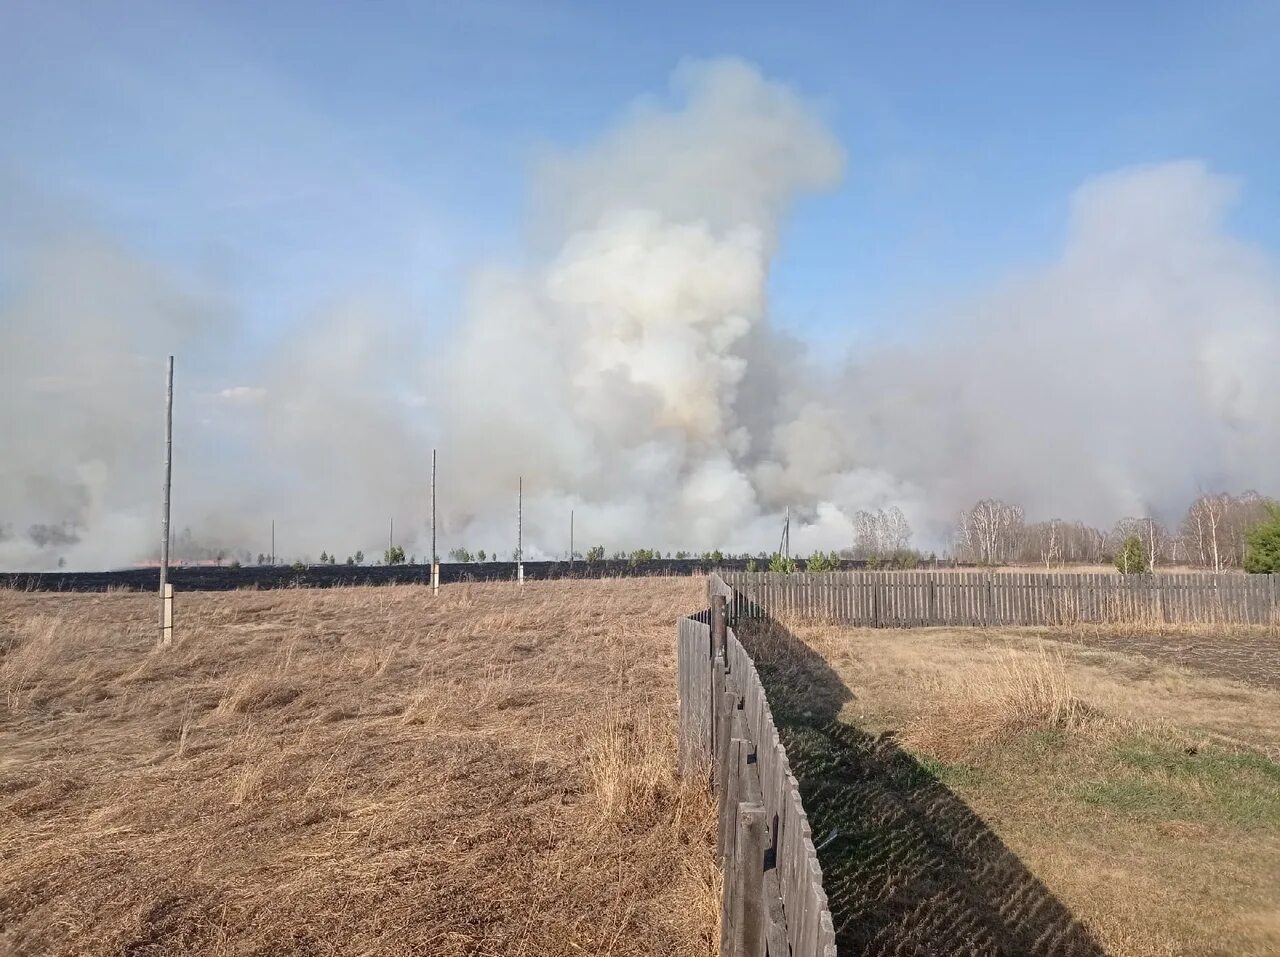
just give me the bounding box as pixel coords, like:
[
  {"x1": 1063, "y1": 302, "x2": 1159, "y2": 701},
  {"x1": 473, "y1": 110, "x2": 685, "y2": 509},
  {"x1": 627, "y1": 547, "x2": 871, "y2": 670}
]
[
  {"x1": 678, "y1": 581, "x2": 836, "y2": 957},
  {"x1": 722, "y1": 570, "x2": 1277, "y2": 627}
]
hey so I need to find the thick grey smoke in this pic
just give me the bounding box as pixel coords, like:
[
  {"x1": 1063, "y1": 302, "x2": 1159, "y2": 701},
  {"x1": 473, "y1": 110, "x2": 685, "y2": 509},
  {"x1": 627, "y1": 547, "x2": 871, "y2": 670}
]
[
  {"x1": 2, "y1": 60, "x2": 1278, "y2": 569},
  {"x1": 843, "y1": 160, "x2": 1280, "y2": 538},
  {"x1": 429, "y1": 59, "x2": 871, "y2": 556},
  {"x1": 0, "y1": 202, "x2": 225, "y2": 570}
]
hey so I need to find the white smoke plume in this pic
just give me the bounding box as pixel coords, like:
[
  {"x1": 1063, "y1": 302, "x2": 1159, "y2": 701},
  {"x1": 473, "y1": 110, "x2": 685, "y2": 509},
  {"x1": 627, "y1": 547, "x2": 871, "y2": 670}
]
[
  {"x1": 842, "y1": 160, "x2": 1280, "y2": 536},
  {"x1": 2, "y1": 60, "x2": 1278, "y2": 569},
  {"x1": 429, "y1": 59, "x2": 877, "y2": 556}
]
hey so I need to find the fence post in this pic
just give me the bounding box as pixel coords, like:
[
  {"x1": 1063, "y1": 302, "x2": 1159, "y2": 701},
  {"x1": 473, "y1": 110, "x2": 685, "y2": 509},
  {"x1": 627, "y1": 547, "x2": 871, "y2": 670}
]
[
  {"x1": 737, "y1": 801, "x2": 767, "y2": 957},
  {"x1": 712, "y1": 594, "x2": 727, "y2": 659},
  {"x1": 713, "y1": 665, "x2": 728, "y2": 790},
  {"x1": 718, "y1": 729, "x2": 744, "y2": 868}
]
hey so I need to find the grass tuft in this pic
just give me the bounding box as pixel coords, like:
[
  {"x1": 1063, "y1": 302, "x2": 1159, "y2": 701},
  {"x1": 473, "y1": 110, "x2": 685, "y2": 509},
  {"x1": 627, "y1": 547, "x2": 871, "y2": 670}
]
[{"x1": 902, "y1": 643, "x2": 1088, "y2": 761}]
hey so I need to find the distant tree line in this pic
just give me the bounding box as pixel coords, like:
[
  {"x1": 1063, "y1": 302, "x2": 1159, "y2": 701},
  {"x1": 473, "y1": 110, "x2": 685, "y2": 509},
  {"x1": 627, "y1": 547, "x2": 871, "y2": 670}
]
[
  {"x1": 952, "y1": 491, "x2": 1280, "y2": 572},
  {"x1": 135, "y1": 489, "x2": 1280, "y2": 576}
]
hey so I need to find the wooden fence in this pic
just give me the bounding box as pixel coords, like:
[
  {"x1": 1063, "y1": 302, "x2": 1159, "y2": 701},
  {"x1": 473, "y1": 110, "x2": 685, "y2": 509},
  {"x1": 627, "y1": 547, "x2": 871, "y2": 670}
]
[
  {"x1": 721, "y1": 570, "x2": 1279, "y2": 627},
  {"x1": 677, "y1": 577, "x2": 836, "y2": 957}
]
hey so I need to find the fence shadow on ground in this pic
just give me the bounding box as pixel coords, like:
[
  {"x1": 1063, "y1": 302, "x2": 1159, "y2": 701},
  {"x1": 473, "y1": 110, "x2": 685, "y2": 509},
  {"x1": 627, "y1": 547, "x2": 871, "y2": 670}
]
[{"x1": 737, "y1": 616, "x2": 1108, "y2": 957}]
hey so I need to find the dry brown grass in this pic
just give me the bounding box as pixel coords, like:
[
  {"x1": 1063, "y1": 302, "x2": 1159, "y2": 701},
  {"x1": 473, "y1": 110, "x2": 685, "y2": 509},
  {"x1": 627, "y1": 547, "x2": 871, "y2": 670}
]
[
  {"x1": 900, "y1": 642, "x2": 1088, "y2": 761},
  {"x1": 0, "y1": 579, "x2": 718, "y2": 956}
]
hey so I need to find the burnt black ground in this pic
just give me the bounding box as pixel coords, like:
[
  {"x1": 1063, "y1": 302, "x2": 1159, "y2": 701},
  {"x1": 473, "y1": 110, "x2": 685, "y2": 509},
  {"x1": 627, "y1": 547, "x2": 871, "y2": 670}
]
[{"x1": 0, "y1": 558, "x2": 739, "y2": 592}]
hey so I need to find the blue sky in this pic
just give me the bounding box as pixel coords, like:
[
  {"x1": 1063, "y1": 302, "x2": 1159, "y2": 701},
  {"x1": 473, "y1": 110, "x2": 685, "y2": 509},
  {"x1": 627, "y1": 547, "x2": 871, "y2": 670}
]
[{"x1": 3, "y1": 0, "x2": 1278, "y2": 352}]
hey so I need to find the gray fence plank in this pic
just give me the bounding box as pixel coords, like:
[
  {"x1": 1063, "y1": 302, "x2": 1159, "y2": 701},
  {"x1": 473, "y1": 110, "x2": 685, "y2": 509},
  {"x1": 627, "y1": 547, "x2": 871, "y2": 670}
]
[
  {"x1": 726, "y1": 569, "x2": 1275, "y2": 628},
  {"x1": 681, "y1": 588, "x2": 838, "y2": 956}
]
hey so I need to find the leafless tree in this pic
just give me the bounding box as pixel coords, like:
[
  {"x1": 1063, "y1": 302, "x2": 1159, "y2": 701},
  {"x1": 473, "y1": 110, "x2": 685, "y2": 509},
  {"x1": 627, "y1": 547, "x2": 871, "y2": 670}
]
[
  {"x1": 1143, "y1": 517, "x2": 1170, "y2": 569},
  {"x1": 1182, "y1": 493, "x2": 1231, "y2": 571},
  {"x1": 1043, "y1": 518, "x2": 1061, "y2": 568},
  {"x1": 955, "y1": 499, "x2": 1024, "y2": 564},
  {"x1": 852, "y1": 510, "x2": 880, "y2": 558},
  {"x1": 851, "y1": 506, "x2": 913, "y2": 559}
]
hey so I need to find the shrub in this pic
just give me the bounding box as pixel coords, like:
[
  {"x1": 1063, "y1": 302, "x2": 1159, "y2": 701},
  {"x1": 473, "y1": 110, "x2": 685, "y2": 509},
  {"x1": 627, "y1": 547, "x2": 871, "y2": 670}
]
[
  {"x1": 888, "y1": 549, "x2": 921, "y2": 569},
  {"x1": 586, "y1": 545, "x2": 605, "y2": 563},
  {"x1": 449, "y1": 547, "x2": 473, "y2": 563},
  {"x1": 806, "y1": 550, "x2": 841, "y2": 572},
  {"x1": 768, "y1": 553, "x2": 797, "y2": 574},
  {"x1": 628, "y1": 548, "x2": 656, "y2": 567},
  {"x1": 291, "y1": 560, "x2": 306, "y2": 572},
  {"x1": 746, "y1": 559, "x2": 758, "y2": 572},
  {"x1": 354, "y1": 550, "x2": 364, "y2": 565},
  {"x1": 477, "y1": 549, "x2": 487, "y2": 562},
  {"x1": 384, "y1": 545, "x2": 406, "y2": 566},
  {"x1": 1244, "y1": 505, "x2": 1280, "y2": 573},
  {"x1": 1114, "y1": 535, "x2": 1149, "y2": 574}
]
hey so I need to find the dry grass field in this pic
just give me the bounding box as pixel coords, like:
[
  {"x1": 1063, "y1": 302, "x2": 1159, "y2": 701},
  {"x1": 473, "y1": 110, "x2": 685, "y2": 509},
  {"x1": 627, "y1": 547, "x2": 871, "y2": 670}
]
[
  {"x1": 0, "y1": 579, "x2": 717, "y2": 957},
  {"x1": 742, "y1": 617, "x2": 1280, "y2": 957}
]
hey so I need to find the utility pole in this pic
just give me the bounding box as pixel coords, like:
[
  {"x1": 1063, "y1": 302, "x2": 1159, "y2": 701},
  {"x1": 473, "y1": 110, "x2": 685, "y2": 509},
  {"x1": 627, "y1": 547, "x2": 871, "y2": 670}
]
[
  {"x1": 159, "y1": 356, "x2": 174, "y2": 646},
  {"x1": 270, "y1": 519, "x2": 275, "y2": 566},
  {"x1": 779, "y1": 506, "x2": 790, "y2": 561},
  {"x1": 517, "y1": 476, "x2": 524, "y2": 585},
  {"x1": 570, "y1": 508, "x2": 574, "y2": 567},
  {"x1": 431, "y1": 449, "x2": 439, "y2": 593},
  {"x1": 389, "y1": 517, "x2": 394, "y2": 560}
]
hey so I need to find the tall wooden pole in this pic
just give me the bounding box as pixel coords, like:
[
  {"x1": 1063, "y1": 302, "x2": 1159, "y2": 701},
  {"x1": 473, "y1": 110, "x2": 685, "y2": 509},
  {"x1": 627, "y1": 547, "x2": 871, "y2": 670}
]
[
  {"x1": 431, "y1": 449, "x2": 439, "y2": 593},
  {"x1": 159, "y1": 355, "x2": 174, "y2": 646},
  {"x1": 570, "y1": 508, "x2": 574, "y2": 567},
  {"x1": 270, "y1": 519, "x2": 275, "y2": 566},
  {"x1": 517, "y1": 476, "x2": 523, "y2": 584}
]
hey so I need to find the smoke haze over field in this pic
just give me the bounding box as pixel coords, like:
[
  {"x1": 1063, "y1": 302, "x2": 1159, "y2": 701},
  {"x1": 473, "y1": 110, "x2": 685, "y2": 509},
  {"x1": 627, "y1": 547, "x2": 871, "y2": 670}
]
[{"x1": 2, "y1": 59, "x2": 1278, "y2": 570}]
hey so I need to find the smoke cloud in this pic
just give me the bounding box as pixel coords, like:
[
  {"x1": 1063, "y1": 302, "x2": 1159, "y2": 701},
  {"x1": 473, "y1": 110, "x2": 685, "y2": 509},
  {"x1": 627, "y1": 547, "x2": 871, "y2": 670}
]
[
  {"x1": 2, "y1": 60, "x2": 1277, "y2": 569},
  {"x1": 843, "y1": 160, "x2": 1280, "y2": 535}
]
